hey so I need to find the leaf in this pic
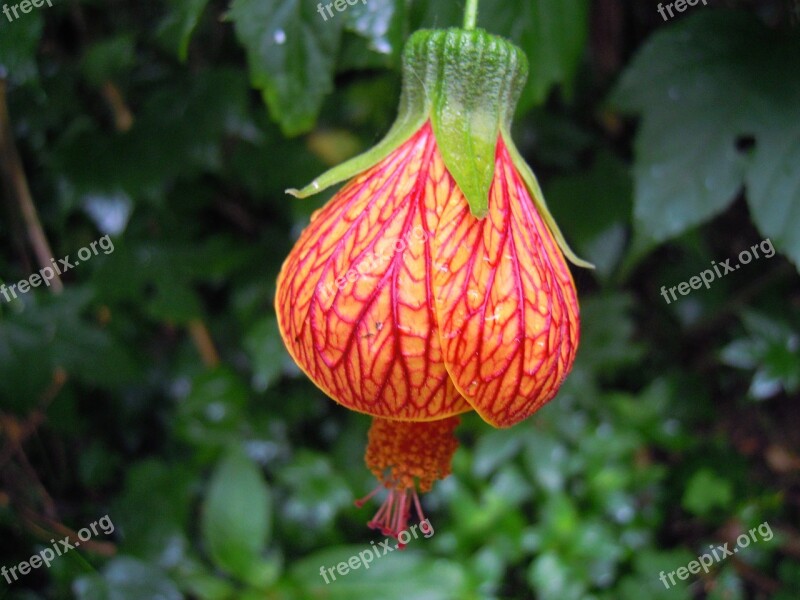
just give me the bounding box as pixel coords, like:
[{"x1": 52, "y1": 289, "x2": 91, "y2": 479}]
[
  {"x1": 545, "y1": 151, "x2": 633, "y2": 280},
  {"x1": 230, "y1": 0, "x2": 342, "y2": 136},
  {"x1": 176, "y1": 367, "x2": 250, "y2": 449},
  {"x1": 0, "y1": 290, "x2": 139, "y2": 405},
  {"x1": 290, "y1": 546, "x2": 468, "y2": 599},
  {"x1": 342, "y1": 0, "x2": 404, "y2": 61},
  {"x1": 0, "y1": 12, "x2": 43, "y2": 85},
  {"x1": 481, "y1": 0, "x2": 590, "y2": 111},
  {"x1": 682, "y1": 469, "x2": 733, "y2": 517},
  {"x1": 156, "y1": 0, "x2": 212, "y2": 61},
  {"x1": 54, "y1": 68, "x2": 250, "y2": 200},
  {"x1": 111, "y1": 460, "x2": 195, "y2": 562},
  {"x1": 720, "y1": 311, "x2": 800, "y2": 400},
  {"x1": 81, "y1": 35, "x2": 136, "y2": 86},
  {"x1": 609, "y1": 11, "x2": 800, "y2": 269},
  {"x1": 574, "y1": 293, "x2": 645, "y2": 372},
  {"x1": 244, "y1": 316, "x2": 289, "y2": 392},
  {"x1": 73, "y1": 557, "x2": 182, "y2": 600},
  {"x1": 745, "y1": 102, "x2": 800, "y2": 271},
  {"x1": 275, "y1": 451, "x2": 352, "y2": 538},
  {"x1": 201, "y1": 445, "x2": 272, "y2": 580}
]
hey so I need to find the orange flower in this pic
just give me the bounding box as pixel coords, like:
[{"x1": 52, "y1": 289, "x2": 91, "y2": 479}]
[{"x1": 276, "y1": 28, "x2": 591, "y2": 542}]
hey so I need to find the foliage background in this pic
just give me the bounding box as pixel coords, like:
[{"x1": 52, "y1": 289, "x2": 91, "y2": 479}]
[{"x1": 1, "y1": 0, "x2": 799, "y2": 598}]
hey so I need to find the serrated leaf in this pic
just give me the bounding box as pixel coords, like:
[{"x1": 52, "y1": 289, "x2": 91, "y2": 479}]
[
  {"x1": 230, "y1": 0, "x2": 342, "y2": 136},
  {"x1": 202, "y1": 445, "x2": 271, "y2": 580},
  {"x1": 610, "y1": 11, "x2": 800, "y2": 269}
]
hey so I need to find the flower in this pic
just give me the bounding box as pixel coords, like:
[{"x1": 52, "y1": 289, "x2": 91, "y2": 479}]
[{"x1": 276, "y1": 28, "x2": 591, "y2": 542}]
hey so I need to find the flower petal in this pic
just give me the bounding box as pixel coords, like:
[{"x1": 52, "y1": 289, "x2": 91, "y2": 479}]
[
  {"x1": 432, "y1": 135, "x2": 580, "y2": 428},
  {"x1": 276, "y1": 122, "x2": 471, "y2": 420}
]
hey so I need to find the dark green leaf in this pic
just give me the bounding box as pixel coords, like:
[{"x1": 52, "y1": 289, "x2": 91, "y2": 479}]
[
  {"x1": 610, "y1": 11, "x2": 800, "y2": 269},
  {"x1": 244, "y1": 316, "x2": 288, "y2": 392},
  {"x1": 156, "y1": 0, "x2": 212, "y2": 61},
  {"x1": 0, "y1": 12, "x2": 42, "y2": 85},
  {"x1": 230, "y1": 0, "x2": 342, "y2": 136}
]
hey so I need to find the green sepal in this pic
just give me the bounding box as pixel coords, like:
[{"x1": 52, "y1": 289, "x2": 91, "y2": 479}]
[
  {"x1": 408, "y1": 28, "x2": 528, "y2": 218},
  {"x1": 285, "y1": 113, "x2": 426, "y2": 198},
  {"x1": 505, "y1": 134, "x2": 595, "y2": 269}
]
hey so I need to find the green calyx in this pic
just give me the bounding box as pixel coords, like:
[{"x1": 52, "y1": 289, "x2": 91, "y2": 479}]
[
  {"x1": 287, "y1": 27, "x2": 593, "y2": 269},
  {"x1": 401, "y1": 28, "x2": 528, "y2": 218}
]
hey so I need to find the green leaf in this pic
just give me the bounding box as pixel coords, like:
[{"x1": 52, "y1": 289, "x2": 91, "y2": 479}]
[
  {"x1": 0, "y1": 12, "x2": 43, "y2": 85},
  {"x1": 156, "y1": 0, "x2": 212, "y2": 61},
  {"x1": 682, "y1": 468, "x2": 734, "y2": 517},
  {"x1": 609, "y1": 11, "x2": 800, "y2": 269},
  {"x1": 230, "y1": 0, "x2": 342, "y2": 136},
  {"x1": 290, "y1": 546, "x2": 468, "y2": 599},
  {"x1": 343, "y1": 0, "x2": 403, "y2": 60},
  {"x1": 574, "y1": 293, "x2": 645, "y2": 372},
  {"x1": 244, "y1": 316, "x2": 288, "y2": 392},
  {"x1": 0, "y1": 291, "x2": 139, "y2": 405},
  {"x1": 481, "y1": 0, "x2": 589, "y2": 111},
  {"x1": 177, "y1": 367, "x2": 250, "y2": 450},
  {"x1": 73, "y1": 557, "x2": 182, "y2": 600},
  {"x1": 720, "y1": 311, "x2": 800, "y2": 400},
  {"x1": 201, "y1": 445, "x2": 272, "y2": 580},
  {"x1": 81, "y1": 35, "x2": 136, "y2": 86},
  {"x1": 528, "y1": 551, "x2": 587, "y2": 600},
  {"x1": 112, "y1": 460, "x2": 195, "y2": 562},
  {"x1": 55, "y1": 69, "x2": 250, "y2": 200},
  {"x1": 746, "y1": 103, "x2": 800, "y2": 271},
  {"x1": 545, "y1": 151, "x2": 633, "y2": 279}
]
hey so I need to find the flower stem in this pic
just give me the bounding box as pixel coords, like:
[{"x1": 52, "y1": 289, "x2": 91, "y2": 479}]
[{"x1": 463, "y1": 0, "x2": 478, "y2": 30}]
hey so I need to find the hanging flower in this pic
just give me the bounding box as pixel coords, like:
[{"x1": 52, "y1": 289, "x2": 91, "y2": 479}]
[{"x1": 275, "y1": 25, "x2": 592, "y2": 543}]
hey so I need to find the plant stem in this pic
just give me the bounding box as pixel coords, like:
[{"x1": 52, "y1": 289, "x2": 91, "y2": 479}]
[
  {"x1": 463, "y1": 0, "x2": 478, "y2": 30},
  {"x1": 0, "y1": 77, "x2": 63, "y2": 293}
]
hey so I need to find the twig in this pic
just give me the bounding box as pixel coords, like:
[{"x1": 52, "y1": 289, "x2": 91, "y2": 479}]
[
  {"x1": 0, "y1": 78, "x2": 63, "y2": 292},
  {"x1": 100, "y1": 81, "x2": 134, "y2": 132},
  {"x1": 188, "y1": 319, "x2": 221, "y2": 367}
]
